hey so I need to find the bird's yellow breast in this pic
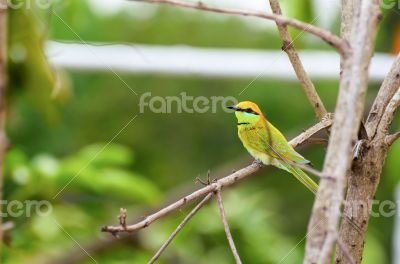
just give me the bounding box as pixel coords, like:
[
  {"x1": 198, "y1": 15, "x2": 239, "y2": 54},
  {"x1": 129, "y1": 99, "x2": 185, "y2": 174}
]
[{"x1": 237, "y1": 123, "x2": 273, "y2": 164}]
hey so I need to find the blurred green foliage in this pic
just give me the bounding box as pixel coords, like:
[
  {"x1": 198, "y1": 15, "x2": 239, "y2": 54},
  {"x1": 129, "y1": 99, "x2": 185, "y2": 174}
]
[
  {"x1": 8, "y1": 0, "x2": 71, "y2": 123},
  {"x1": 2, "y1": 0, "x2": 399, "y2": 263}
]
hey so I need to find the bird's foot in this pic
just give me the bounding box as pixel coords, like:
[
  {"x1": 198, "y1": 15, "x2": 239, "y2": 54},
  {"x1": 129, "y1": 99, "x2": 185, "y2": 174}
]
[{"x1": 252, "y1": 159, "x2": 264, "y2": 167}]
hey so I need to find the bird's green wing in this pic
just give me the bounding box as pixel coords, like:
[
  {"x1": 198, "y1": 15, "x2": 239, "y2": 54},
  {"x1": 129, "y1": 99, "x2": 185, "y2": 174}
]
[
  {"x1": 254, "y1": 120, "x2": 318, "y2": 193},
  {"x1": 257, "y1": 120, "x2": 310, "y2": 164},
  {"x1": 256, "y1": 121, "x2": 362, "y2": 230}
]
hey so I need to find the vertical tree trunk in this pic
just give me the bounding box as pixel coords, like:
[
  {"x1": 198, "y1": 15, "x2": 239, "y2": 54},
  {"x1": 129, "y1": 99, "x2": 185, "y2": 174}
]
[
  {"x1": 304, "y1": 1, "x2": 381, "y2": 263},
  {"x1": 335, "y1": 140, "x2": 388, "y2": 263},
  {"x1": 335, "y1": 67, "x2": 400, "y2": 262}
]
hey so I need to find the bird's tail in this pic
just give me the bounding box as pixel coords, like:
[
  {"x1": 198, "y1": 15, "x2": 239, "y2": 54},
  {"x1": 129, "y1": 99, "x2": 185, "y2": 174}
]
[
  {"x1": 288, "y1": 166, "x2": 318, "y2": 194},
  {"x1": 288, "y1": 165, "x2": 364, "y2": 233},
  {"x1": 283, "y1": 163, "x2": 363, "y2": 233}
]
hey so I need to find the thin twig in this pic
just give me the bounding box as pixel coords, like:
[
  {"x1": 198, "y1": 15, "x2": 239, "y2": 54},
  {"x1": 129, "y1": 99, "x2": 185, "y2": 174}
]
[
  {"x1": 268, "y1": 0, "x2": 327, "y2": 120},
  {"x1": 291, "y1": 113, "x2": 333, "y2": 148},
  {"x1": 302, "y1": 137, "x2": 328, "y2": 146},
  {"x1": 386, "y1": 132, "x2": 400, "y2": 146},
  {"x1": 131, "y1": 0, "x2": 347, "y2": 55},
  {"x1": 216, "y1": 188, "x2": 242, "y2": 264},
  {"x1": 287, "y1": 161, "x2": 326, "y2": 179},
  {"x1": 102, "y1": 163, "x2": 261, "y2": 234},
  {"x1": 101, "y1": 117, "x2": 333, "y2": 234},
  {"x1": 148, "y1": 193, "x2": 214, "y2": 264},
  {"x1": 367, "y1": 55, "x2": 400, "y2": 138},
  {"x1": 378, "y1": 88, "x2": 400, "y2": 136}
]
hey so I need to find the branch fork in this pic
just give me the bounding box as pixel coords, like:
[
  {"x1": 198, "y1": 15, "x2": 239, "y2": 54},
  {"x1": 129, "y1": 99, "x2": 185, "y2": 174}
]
[
  {"x1": 101, "y1": 1, "x2": 400, "y2": 263},
  {"x1": 102, "y1": 117, "x2": 333, "y2": 236}
]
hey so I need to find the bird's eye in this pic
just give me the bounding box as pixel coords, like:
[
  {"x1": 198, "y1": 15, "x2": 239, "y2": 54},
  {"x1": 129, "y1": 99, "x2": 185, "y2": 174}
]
[{"x1": 243, "y1": 108, "x2": 259, "y2": 115}]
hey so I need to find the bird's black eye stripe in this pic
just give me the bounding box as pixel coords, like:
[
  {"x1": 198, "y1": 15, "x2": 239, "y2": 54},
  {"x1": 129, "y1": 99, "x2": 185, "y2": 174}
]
[{"x1": 240, "y1": 108, "x2": 259, "y2": 115}]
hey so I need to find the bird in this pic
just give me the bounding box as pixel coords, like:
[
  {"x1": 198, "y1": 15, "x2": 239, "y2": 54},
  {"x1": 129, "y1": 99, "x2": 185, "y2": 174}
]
[{"x1": 227, "y1": 101, "x2": 318, "y2": 194}]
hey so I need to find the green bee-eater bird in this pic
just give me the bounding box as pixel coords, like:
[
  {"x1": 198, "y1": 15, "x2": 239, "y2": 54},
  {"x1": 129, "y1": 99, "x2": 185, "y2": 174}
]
[{"x1": 228, "y1": 101, "x2": 318, "y2": 193}]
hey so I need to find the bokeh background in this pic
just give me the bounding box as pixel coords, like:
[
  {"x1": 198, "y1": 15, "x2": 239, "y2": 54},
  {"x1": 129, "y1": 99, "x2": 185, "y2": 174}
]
[{"x1": 3, "y1": 0, "x2": 400, "y2": 263}]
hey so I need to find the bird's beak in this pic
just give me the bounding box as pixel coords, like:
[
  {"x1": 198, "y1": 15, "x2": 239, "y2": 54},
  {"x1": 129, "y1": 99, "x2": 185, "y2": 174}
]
[{"x1": 227, "y1": 105, "x2": 239, "y2": 111}]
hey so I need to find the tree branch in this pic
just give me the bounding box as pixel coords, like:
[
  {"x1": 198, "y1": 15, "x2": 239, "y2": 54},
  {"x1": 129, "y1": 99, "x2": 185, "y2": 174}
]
[
  {"x1": 339, "y1": 0, "x2": 359, "y2": 72},
  {"x1": 337, "y1": 238, "x2": 356, "y2": 264},
  {"x1": 216, "y1": 188, "x2": 242, "y2": 264},
  {"x1": 340, "y1": 0, "x2": 360, "y2": 45},
  {"x1": 304, "y1": 1, "x2": 381, "y2": 263},
  {"x1": 318, "y1": 234, "x2": 355, "y2": 264},
  {"x1": 102, "y1": 164, "x2": 261, "y2": 234},
  {"x1": 101, "y1": 116, "x2": 333, "y2": 234},
  {"x1": 148, "y1": 192, "x2": 214, "y2": 264},
  {"x1": 386, "y1": 132, "x2": 400, "y2": 146},
  {"x1": 317, "y1": 233, "x2": 337, "y2": 264},
  {"x1": 131, "y1": 0, "x2": 348, "y2": 56},
  {"x1": 335, "y1": 90, "x2": 398, "y2": 263},
  {"x1": 291, "y1": 113, "x2": 333, "y2": 147},
  {"x1": 377, "y1": 88, "x2": 400, "y2": 136},
  {"x1": 301, "y1": 137, "x2": 328, "y2": 146},
  {"x1": 268, "y1": 0, "x2": 327, "y2": 120},
  {"x1": 367, "y1": 56, "x2": 400, "y2": 138}
]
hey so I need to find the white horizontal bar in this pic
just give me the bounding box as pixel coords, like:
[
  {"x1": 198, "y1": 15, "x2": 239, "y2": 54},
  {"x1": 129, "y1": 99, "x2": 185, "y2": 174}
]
[{"x1": 46, "y1": 41, "x2": 396, "y2": 82}]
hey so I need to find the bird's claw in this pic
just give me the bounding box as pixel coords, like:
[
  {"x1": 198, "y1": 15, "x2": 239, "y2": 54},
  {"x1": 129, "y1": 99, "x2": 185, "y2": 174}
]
[{"x1": 253, "y1": 159, "x2": 263, "y2": 167}]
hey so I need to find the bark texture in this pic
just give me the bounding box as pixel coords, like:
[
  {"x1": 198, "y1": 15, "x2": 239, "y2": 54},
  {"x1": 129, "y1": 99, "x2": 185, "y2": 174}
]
[
  {"x1": 304, "y1": 1, "x2": 381, "y2": 263},
  {"x1": 335, "y1": 86, "x2": 400, "y2": 263},
  {"x1": 335, "y1": 140, "x2": 388, "y2": 263}
]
